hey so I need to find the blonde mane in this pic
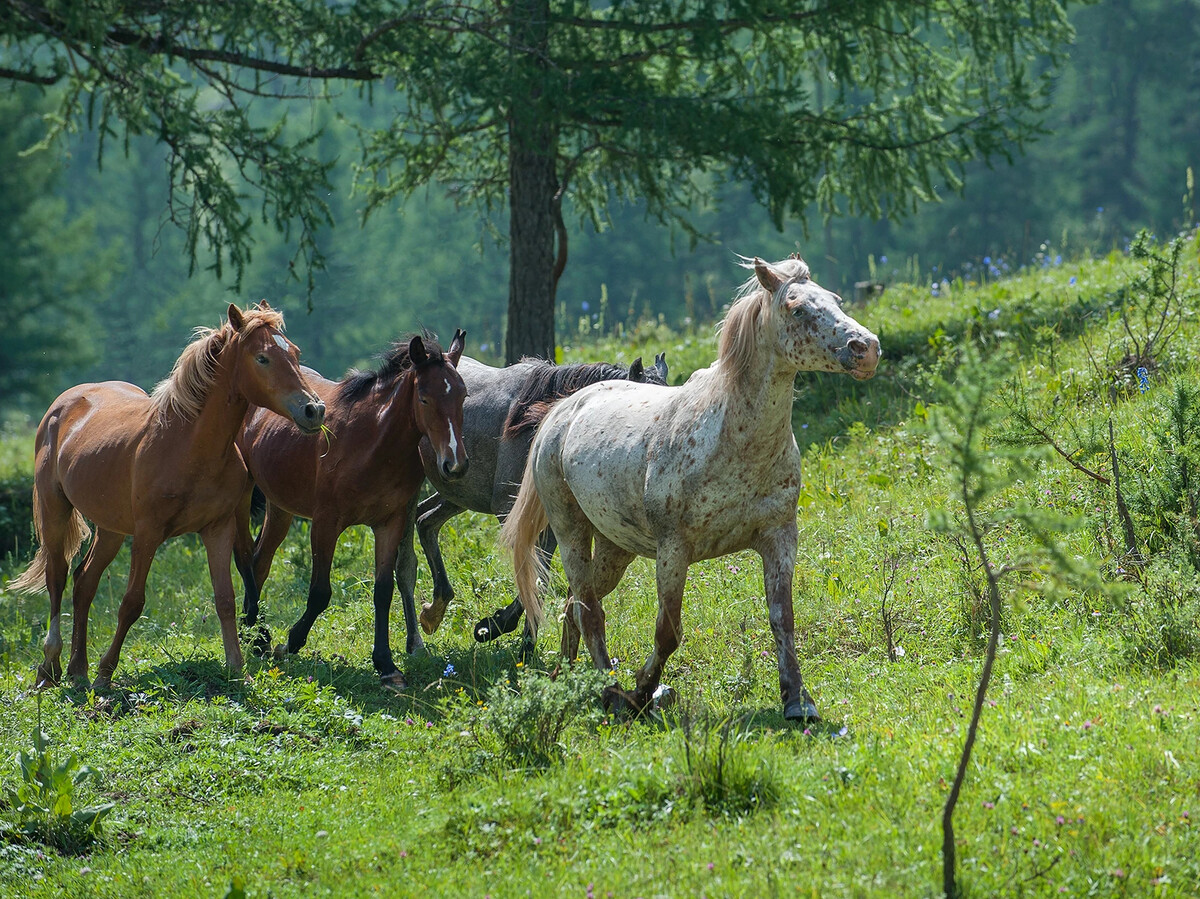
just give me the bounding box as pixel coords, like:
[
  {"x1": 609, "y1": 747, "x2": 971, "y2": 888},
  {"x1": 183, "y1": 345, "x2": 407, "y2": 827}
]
[
  {"x1": 717, "y1": 256, "x2": 810, "y2": 383},
  {"x1": 151, "y1": 306, "x2": 286, "y2": 421}
]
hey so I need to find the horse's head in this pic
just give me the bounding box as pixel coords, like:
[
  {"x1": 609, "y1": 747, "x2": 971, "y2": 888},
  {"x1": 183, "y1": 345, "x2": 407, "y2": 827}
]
[
  {"x1": 627, "y1": 353, "x2": 670, "y2": 386},
  {"x1": 753, "y1": 258, "x2": 881, "y2": 380},
  {"x1": 228, "y1": 302, "x2": 326, "y2": 433},
  {"x1": 410, "y1": 329, "x2": 469, "y2": 480}
]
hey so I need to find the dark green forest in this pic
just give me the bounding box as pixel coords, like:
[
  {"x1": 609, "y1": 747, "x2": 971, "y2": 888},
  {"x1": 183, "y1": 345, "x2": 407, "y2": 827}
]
[{"x1": 2, "y1": 0, "x2": 1198, "y2": 411}]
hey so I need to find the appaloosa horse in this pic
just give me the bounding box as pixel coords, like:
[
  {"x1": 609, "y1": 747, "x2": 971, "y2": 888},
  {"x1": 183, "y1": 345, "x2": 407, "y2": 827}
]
[
  {"x1": 235, "y1": 331, "x2": 467, "y2": 689},
  {"x1": 10, "y1": 303, "x2": 324, "y2": 689},
  {"x1": 502, "y1": 257, "x2": 880, "y2": 721},
  {"x1": 397, "y1": 353, "x2": 668, "y2": 653}
]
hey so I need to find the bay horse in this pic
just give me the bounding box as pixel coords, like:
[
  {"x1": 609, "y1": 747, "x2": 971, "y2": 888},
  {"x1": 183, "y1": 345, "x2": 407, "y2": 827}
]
[
  {"x1": 9, "y1": 303, "x2": 325, "y2": 690},
  {"x1": 397, "y1": 353, "x2": 669, "y2": 654},
  {"x1": 501, "y1": 257, "x2": 881, "y2": 721},
  {"x1": 235, "y1": 330, "x2": 467, "y2": 690}
]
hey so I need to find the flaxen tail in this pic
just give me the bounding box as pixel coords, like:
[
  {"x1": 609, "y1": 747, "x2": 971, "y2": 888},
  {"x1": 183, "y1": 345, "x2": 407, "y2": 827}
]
[
  {"x1": 499, "y1": 452, "x2": 548, "y2": 628},
  {"x1": 7, "y1": 482, "x2": 91, "y2": 595}
]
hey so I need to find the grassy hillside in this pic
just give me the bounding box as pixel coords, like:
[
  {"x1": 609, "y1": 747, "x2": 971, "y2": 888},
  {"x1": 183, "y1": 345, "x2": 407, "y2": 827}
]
[{"x1": 1, "y1": 234, "x2": 1198, "y2": 897}]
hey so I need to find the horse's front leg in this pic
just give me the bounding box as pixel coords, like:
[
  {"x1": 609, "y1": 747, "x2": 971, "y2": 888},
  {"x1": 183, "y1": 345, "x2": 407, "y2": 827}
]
[
  {"x1": 415, "y1": 493, "x2": 462, "y2": 634},
  {"x1": 200, "y1": 516, "x2": 245, "y2": 677},
  {"x1": 279, "y1": 517, "x2": 336, "y2": 659},
  {"x1": 756, "y1": 523, "x2": 819, "y2": 722},
  {"x1": 371, "y1": 519, "x2": 407, "y2": 691},
  {"x1": 394, "y1": 496, "x2": 425, "y2": 655},
  {"x1": 628, "y1": 539, "x2": 690, "y2": 711},
  {"x1": 94, "y1": 533, "x2": 161, "y2": 691}
]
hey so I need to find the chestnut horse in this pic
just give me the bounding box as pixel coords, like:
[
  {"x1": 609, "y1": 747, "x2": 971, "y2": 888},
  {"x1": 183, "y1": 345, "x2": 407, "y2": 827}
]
[
  {"x1": 235, "y1": 331, "x2": 467, "y2": 689},
  {"x1": 502, "y1": 257, "x2": 881, "y2": 721},
  {"x1": 9, "y1": 303, "x2": 325, "y2": 689}
]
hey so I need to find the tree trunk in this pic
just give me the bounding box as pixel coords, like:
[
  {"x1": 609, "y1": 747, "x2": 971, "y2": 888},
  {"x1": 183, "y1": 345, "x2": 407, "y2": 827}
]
[{"x1": 505, "y1": 0, "x2": 557, "y2": 365}]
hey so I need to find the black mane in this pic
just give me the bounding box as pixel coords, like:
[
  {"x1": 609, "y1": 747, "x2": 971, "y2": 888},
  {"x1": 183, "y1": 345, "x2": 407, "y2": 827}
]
[
  {"x1": 340, "y1": 334, "x2": 447, "y2": 406},
  {"x1": 503, "y1": 358, "x2": 658, "y2": 440}
]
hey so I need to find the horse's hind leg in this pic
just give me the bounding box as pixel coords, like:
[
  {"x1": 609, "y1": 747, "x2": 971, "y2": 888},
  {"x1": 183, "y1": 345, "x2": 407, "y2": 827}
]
[
  {"x1": 33, "y1": 488, "x2": 78, "y2": 687},
  {"x1": 94, "y1": 535, "x2": 159, "y2": 691},
  {"x1": 560, "y1": 533, "x2": 633, "y2": 675},
  {"x1": 250, "y1": 501, "x2": 294, "y2": 626},
  {"x1": 415, "y1": 494, "x2": 462, "y2": 634},
  {"x1": 65, "y1": 528, "x2": 124, "y2": 686},
  {"x1": 476, "y1": 528, "x2": 556, "y2": 644}
]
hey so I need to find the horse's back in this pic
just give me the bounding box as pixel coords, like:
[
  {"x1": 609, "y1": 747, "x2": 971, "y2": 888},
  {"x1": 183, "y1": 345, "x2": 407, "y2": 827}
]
[{"x1": 535, "y1": 380, "x2": 685, "y2": 556}]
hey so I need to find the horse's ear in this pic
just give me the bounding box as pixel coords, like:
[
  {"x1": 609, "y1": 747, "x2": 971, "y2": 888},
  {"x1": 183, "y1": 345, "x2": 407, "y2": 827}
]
[
  {"x1": 754, "y1": 257, "x2": 787, "y2": 295},
  {"x1": 228, "y1": 303, "x2": 245, "y2": 332},
  {"x1": 447, "y1": 328, "x2": 466, "y2": 365},
  {"x1": 409, "y1": 334, "x2": 429, "y2": 366},
  {"x1": 629, "y1": 357, "x2": 644, "y2": 381},
  {"x1": 654, "y1": 352, "x2": 669, "y2": 381},
  {"x1": 256, "y1": 299, "x2": 273, "y2": 312}
]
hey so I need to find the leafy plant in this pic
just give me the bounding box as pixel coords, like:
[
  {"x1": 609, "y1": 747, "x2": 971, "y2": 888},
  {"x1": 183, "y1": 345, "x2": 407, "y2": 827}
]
[
  {"x1": 4, "y1": 725, "x2": 114, "y2": 851},
  {"x1": 484, "y1": 666, "x2": 609, "y2": 768}
]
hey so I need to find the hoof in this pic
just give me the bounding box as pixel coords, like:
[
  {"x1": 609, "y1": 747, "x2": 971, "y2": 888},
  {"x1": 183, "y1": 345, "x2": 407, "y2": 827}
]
[
  {"x1": 602, "y1": 684, "x2": 651, "y2": 718},
  {"x1": 70, "y1": 674, "x2": 92, "y2": 691},
  {"x1": 784, "y1": 698, "x2": 821, "y2": 722},
  {"x1": 405, "y1": 639, "x2": 429, "y2": 657},
  {"x1": 245, "y1": 624, "x2": 273, "y2": 657},
  {"x1": 34, "y1": 663, "x2": 59, "y2": 690},
  {"x1": 419, "y1": 601, "x2": 447, "y2": 636},
  {"x1": 92, "y1": 674, "x2": 113, "y2": 693},
  {"x1": 380, "y1": 671, "x2": 407, "y2": 693},
  {"x1": 652, "y1": 684, "x2": 677, "y2": 711}
]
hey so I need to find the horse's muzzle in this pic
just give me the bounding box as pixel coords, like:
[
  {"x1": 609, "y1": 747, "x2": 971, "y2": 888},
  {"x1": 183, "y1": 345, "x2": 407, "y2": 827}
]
[
  {"x1": 843, "y1": 335, "x2": 881, "y2": 380},
  {"x1": 294, "y1": 398, "x2": 326, "y2": 433},
  {"x1": 441, "y1": 457, "x2": 469, "y2": 480}
]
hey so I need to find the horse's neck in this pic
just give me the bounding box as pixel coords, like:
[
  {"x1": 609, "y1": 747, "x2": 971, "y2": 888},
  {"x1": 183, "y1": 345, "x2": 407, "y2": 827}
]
[
  {"x1": 186, "y1": 364, "x2": 249, "y2": 461},
  {"x1": 377, "y1": 375, "x2": 422, "y2": 451},
  {"x1": 715, "y1": 356, "x2": 798, "y2": 450}
]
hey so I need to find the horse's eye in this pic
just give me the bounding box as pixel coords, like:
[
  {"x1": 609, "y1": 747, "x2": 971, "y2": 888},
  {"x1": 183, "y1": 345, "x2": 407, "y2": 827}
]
[
  {"x1": 418, "y1": 394, "x2": 429, "y2": 405},
  {"x1": 256, "y1": 354, "x2": 270, "y2": 365}
]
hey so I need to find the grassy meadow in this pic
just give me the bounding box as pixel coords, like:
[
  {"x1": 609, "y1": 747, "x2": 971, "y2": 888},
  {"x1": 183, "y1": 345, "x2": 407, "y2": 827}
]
[{"x1": 2, "y1": 235, "x2": 1200, "y2": 897}]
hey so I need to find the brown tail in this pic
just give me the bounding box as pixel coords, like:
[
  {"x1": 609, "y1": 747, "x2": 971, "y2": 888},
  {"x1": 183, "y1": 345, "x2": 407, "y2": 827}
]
[
  {"x1": 499, "y1": 451, "x2": 548, "y2": 628},
  {"x1": 7, "y1": 482, "x2": 91, "y2": 595}
]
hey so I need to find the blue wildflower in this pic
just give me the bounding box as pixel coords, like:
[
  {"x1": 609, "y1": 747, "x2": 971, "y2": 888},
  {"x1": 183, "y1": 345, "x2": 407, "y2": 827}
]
[
  {"x1": 581, "y1": 301, "x2": 590, "y2": 311},
  {"x1": 1070, "y1": 276, "x2": 1077, "y2": 286},
  {"x1": 880, "y1": 255, "x2": 888, "y2": 264},
  {"x1": 984, "y1": 255, "x2": 991, "y2": 265},
  {"x1": 1055, "y1": 254, "x2": 1062, "y2": 265},
  {"x1": 1137, "y1": 367, "x2": 1150, "y2": 394},
  {"x1": 443, "y1": 663, "x2": 456, "y2": 678}
]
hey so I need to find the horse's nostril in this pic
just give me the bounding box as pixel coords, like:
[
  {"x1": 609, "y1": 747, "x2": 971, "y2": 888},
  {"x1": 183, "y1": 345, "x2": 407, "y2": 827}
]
[{"x1": 848, "y1": 338, "x2": 869, "y2": 354}]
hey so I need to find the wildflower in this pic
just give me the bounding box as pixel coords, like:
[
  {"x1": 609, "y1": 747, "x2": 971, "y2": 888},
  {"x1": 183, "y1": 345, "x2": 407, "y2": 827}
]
[
  {"x1": 1069, "y1": 276, "x2": 1077, "y2": 286},
  {"x1": 1056, "y1": 815, "x2": 1065, "y2": 826},
  {"x1": 707, "y1": 863, "x2": 715, "y2": 871},
  {"x1": 1082, "y1": 720, "x2": 1094, "y2": 730},
  {"x1": 480, "y1": 343, "x2": 489, "y2": 353},
  {"x1": 1112, "y1": 869, "x2": 1125, "y2": 879},
  {"x1": 983, "y1": 801, "x2": 995, "y2": 810},
  {"x1": 880, "y1": 255, "x2": 888, "y2": 264},
  {"x1": 405, "y1": 717, "x2": 415, "y2": 725},
  {"x1": 443, "y1": 663, "x2": 456, "y2": 678},
  {"x1": 582, "y1": 301, "x2": 590, "y2": 311},
  {"x1": 1137, "y1": 367, "x2": 1150, "y2": 393}
]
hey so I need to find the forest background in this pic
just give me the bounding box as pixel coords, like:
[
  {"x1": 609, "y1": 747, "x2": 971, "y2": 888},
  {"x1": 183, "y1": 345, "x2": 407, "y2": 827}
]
[{"x1": 2, "y1": 0, "x2": 1198, "y2": 413}]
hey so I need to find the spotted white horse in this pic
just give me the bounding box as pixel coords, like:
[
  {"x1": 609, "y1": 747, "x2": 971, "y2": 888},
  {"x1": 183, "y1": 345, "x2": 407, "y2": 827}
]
[{"x1": 501, "y1": 256, "x2": 880, "y2": 721}]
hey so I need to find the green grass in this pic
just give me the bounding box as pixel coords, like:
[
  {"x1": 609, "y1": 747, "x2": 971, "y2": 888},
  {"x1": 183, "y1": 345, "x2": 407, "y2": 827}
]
[{"x1": 2, "y1": 237, "x2": 1200, "y2": 896}]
